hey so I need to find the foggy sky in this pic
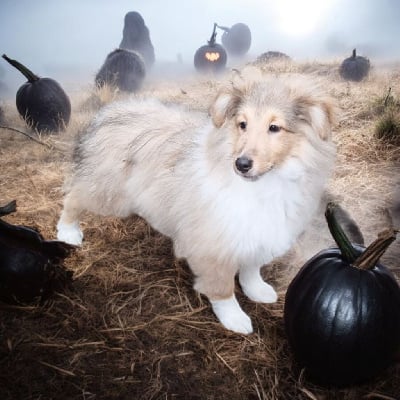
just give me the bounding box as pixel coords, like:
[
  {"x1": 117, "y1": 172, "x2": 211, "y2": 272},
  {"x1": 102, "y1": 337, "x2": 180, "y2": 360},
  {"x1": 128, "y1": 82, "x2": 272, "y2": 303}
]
[{"x1": 1, "y1": 0, "x2": 400, "y2": 97}]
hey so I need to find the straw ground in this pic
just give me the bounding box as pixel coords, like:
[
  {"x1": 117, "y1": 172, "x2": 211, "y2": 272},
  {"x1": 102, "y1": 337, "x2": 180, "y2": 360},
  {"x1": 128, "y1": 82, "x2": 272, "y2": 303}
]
[{"x1": 0, "y1": 60, "x2": 399, "y2": 400}]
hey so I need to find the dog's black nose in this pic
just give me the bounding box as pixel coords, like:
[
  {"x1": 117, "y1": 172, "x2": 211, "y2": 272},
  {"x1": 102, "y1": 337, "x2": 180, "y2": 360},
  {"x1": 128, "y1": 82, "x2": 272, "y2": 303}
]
[{"x1": 235, "y1": 156, "x2": 253, "y2": 173}]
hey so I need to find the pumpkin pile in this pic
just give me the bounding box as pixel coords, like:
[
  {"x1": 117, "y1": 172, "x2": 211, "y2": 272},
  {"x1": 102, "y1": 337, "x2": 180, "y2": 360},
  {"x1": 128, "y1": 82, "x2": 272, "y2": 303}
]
[
  {"x1": 0, "y1": 200, "x2": 75, "y2": 304},
  {"x1": 2, "y1": 54, "x2": 71, "y2": 133},
  {"x1": 339, "y1": 49, "x2": 370, "y2": 82},
  {"x1": 284, "y1": 203, "x2": 400, "y2": 386},
  {"x1": 95, "y1": 48, "x2": 146, "y2": 93},
  {"x1": 194, "y1": 23, "x2": 227, "y2": 74}
]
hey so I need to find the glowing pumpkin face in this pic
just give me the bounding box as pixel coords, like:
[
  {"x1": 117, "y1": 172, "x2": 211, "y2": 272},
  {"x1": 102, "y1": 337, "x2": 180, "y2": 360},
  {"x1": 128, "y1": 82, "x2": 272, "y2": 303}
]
[
  {"x1": 205, "y1": 52, "x2": 220, "y2": 62},
  {"x1": 194, "y1": 44, "x2": 227, "y2": 73}
]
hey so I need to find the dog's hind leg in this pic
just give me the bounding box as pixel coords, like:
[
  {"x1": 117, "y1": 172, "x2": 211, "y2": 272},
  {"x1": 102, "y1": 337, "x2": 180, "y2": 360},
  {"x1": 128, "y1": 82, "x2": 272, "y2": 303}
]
[
  {"x1": 239, "y1": 265, "x2": 278, "y2": 303},
  {"x1": 57, "y1": 190, "x2": 84, "y2": 246},
  {"x1": 190, "y1": 258, "x2": 253, "y2": 334}
]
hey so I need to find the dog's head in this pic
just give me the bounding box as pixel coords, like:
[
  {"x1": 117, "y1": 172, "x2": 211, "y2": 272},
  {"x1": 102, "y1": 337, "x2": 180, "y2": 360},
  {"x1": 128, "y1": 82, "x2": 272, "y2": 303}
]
[{"x1": 209, "y1": 74, "x2": 337, "y2": 180}]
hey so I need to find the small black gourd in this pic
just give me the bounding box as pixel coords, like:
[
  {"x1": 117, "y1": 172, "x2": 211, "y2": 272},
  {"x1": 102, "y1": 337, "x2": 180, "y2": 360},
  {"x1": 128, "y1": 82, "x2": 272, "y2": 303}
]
[{"x1": 339, "y1": 49, "x2": 370, "y2": 82}]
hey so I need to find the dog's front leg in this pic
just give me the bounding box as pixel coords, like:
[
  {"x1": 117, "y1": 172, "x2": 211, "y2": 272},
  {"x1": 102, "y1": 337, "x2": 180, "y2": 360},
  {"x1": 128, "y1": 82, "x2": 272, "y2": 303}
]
[
  {"x1": 190, "y1": 258, "x2": 253, "y2": 334},
  {"x1": 210, "y1": 296, "x2": 253, "y2": 335},
  {"x1": 239, "y1": 264, "x2": 278, "y2": 303}
]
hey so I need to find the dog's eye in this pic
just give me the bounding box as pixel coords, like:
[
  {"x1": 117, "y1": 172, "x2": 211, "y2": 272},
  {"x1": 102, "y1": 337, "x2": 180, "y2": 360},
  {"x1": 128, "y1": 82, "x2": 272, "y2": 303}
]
[
  {"x1": 238, "y1": 121, "x2": 247, "y2": 130},
  {"x1": 269, "y1": 124, "x2": 281, "y2": 133}
]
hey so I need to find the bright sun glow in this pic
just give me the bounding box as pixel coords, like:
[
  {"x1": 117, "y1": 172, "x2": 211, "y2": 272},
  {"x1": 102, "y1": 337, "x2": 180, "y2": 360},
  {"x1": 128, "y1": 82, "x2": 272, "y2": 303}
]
[{"x1": 275, "y1": 0, "x2": 335, "y2": 36}]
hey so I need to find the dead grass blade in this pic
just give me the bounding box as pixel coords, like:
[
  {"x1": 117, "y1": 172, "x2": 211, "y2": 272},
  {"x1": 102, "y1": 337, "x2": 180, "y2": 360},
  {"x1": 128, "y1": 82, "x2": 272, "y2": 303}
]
[
  {"x1": 0, "y1": 124, "x2": 61, "y2": 150},
  {"x1": 38, "y1": 361, "x2": 76, "y2": 377}
]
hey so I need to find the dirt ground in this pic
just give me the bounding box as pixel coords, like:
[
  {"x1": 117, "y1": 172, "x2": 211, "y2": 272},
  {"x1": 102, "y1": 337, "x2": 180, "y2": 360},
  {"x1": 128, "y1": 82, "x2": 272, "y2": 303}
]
[{"x1": 0, "y1": 60, "x2": 399, "y2": 400}]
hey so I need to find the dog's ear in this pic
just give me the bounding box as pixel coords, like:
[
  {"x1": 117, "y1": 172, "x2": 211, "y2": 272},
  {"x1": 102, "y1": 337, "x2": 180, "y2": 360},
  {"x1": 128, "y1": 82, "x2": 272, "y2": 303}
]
[
  {"x1": 209, "y1": 88, "x2": 242, "y2": 128},
  {"x1": 295, "y1": 96, "x2": 337, "y2": 141},
  {"x1": 210, "y1": 69, "x2": 264, "y2": 128}
]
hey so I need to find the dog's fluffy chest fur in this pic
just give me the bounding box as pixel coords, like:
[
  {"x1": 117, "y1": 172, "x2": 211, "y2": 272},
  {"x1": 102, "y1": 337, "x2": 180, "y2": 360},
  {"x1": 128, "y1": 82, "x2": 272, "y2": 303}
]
[{"x1": 197, "y1": 171, "x2": 310, "y2": 265}]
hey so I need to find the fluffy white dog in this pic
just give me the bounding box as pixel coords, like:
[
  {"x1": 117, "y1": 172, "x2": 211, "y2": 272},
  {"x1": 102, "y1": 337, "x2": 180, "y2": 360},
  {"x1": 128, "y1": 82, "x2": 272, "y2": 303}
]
[{"x1": 57, "y1": 75, "x2": 336, "y2": 334}]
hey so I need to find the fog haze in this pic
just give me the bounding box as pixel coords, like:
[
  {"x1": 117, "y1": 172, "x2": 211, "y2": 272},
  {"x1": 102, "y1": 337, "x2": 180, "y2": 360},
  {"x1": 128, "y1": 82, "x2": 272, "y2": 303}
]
[{"x1": 1, "y1": 0, "x2": 399, "y2": 97}]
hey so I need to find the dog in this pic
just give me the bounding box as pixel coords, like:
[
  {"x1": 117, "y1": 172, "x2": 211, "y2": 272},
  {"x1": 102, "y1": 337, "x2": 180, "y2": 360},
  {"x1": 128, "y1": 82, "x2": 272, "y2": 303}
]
[{"x1": 57, "y1": 74, "x2": 336, "y2": 334}]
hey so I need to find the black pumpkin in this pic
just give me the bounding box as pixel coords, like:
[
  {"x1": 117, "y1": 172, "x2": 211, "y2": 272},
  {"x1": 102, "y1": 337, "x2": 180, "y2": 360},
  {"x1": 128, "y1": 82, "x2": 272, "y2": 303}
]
[
  {"x1": 219, "y1": 23, "x2": 251, "y2": 57},
  {"x1": 2, "y1": 54, "x2": 71, "y2": 133},
  {"x1": 339, "y1": 49, "x2": 370, "y2": 82},
  {"x1": 0, "y1": 200, "x2": 74, "y2": 304},
  {"x1": 284, "y1": 203, "x2": 400, "y2": 386},
  {"x1": 95, "y1": 48, "x2": 146, "y2": 92},
  {"x1": 194, "y1": 23, "x2": 227, "y2": 74}
]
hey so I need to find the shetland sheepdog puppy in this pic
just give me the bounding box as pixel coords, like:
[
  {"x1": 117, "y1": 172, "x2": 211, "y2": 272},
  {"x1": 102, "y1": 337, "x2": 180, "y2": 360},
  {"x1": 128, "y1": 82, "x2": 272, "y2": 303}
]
[{"x1": 57, "y1": 74, "x2": 336, "y2": 334}]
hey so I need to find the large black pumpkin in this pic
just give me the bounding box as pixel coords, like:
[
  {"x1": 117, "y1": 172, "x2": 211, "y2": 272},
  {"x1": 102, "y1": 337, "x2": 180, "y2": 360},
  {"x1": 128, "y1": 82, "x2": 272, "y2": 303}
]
[
  {"x1": 284, "y1": 203, "x2": 400, "y2": 386},
  {"x1": 219, "y1": 23, "x2": 251, "y2": 57},
  {"x1": 0, "y1": 200, "x2": 74, "y2": 304},
  {"x1": 194, "y1": 23, "x2": 227, "y2": 74},
  {"x1": 339, "y1": 49, "x2": 370, "y2": 82},
  {"x1": 95, "y1": 48, "x2": 146, "y2": 92},
  {"x1": 2, "y1": 54, "x2": 71, "y2": 133}
]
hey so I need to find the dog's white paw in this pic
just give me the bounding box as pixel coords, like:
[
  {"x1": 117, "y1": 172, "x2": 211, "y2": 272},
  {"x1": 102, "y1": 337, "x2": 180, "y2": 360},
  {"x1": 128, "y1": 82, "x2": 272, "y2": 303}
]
[
  {"x1": 210, "y1": 296, "x2": 253, "y2": 335},
  {"x1": 239, "y1": 273, "x2": 278, "y2": 303},
  {"x1": 57, "y1": 221, "x2": 83, "y2": 246}
]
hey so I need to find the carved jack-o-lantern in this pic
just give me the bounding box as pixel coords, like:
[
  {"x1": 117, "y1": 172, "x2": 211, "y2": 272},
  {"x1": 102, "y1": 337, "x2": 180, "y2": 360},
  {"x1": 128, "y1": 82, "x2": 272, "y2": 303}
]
[{"x1": 194, "y1": 23, "x2": 227, "y2": 73}]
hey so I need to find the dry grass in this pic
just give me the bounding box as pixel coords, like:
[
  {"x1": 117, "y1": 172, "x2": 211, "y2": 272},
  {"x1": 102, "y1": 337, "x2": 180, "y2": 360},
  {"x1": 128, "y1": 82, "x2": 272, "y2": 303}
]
[{"x1": 0, "y1": 60, "x2": 400, "y2": 400}]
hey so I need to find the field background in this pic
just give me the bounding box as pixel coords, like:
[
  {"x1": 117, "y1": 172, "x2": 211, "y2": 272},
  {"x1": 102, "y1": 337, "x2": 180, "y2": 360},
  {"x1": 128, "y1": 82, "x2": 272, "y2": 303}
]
[{"x1": 0, "y1": 60, "x2": 399, "y2": 400}]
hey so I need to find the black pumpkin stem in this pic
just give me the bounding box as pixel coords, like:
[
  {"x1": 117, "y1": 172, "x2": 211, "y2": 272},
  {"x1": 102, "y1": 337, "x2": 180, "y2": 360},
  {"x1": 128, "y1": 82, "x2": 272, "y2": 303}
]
[
  {"x1": 2, "y1": 54, "x2": 40, "y2": 82},
  {"x1": 208, "y1": 23, "x2": 218, "y2": 46},
  {"x1": 216, "y1": 24, "x2": 229, "y2": 33},
  {"x1": 352, "y1": 48, "x2": 357, "y2": 58},
  {"x1": 325, "y1": 202, "x2": 359, "y2": 263},
  {"x1": 353, "y1": 229, "x2": 398, "y2": 270}
]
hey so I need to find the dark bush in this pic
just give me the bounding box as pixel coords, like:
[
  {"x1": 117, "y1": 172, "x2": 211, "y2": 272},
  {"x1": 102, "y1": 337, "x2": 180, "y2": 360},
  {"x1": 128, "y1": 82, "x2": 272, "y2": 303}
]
[{"x1": 119, "y1": 11, "x2": 155, "y2": 68}]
